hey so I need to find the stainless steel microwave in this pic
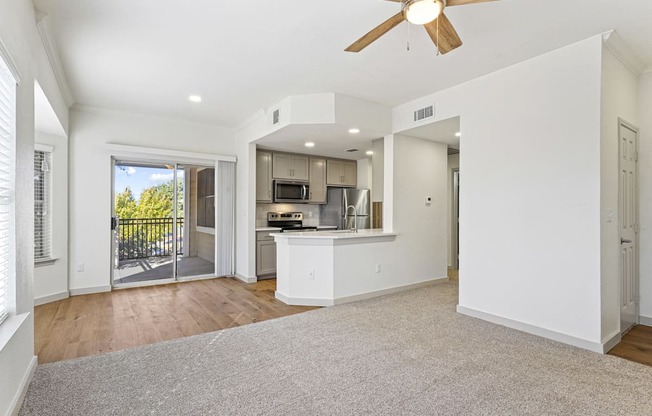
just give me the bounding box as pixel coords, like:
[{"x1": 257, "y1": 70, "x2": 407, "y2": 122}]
[{"x1": 274, "y1": 180, "x2": 310, "y2": 203}]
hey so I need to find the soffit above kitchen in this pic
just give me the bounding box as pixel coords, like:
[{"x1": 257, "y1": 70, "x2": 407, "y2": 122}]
[
  {"x1": 252, "y1": 93, "x2": 390, "y2": 160},
  {"x1": 34, "y1": 0, "x2": 652, "y2": 127}
]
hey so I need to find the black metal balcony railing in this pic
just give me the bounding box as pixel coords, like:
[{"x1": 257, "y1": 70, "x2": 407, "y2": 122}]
[{"x1": 118, "y1": 218, "x2": 184, "y2": 261}]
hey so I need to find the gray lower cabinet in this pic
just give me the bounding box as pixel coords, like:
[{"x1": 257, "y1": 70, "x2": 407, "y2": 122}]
[{"x1": 256, "y1": 231, "x2": 277, "y2": 276}]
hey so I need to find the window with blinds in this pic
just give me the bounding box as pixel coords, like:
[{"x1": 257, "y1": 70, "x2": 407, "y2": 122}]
[
  {"x1": 34, "y1": 149, "x2": 51, "y2": 262},
  {"x1": 0, "y1": 54, "x2": 16, "y2": 326}
]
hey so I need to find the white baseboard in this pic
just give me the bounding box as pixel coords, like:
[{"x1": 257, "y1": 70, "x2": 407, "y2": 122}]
[
  {"x1": 234, "y1": 273, "x2": 257, "y2": 284},
  {"x1": 276, "y1": 277, "x2": 448, "y2": 307},
  {"x1": 333, "y1": 277, "x2": 449, "y2": 305},
  {"x1": 457, "y1": 305, "x2": 606, "y2": 354},
  {"x1": 69, "y1": 285, "x2": 111, "y2": 296},
  {"x1": 34, "y1": 290, "x2": 69, "y2": 306},
  {"x1": 9, "y1": 355, "x2": 37, "y2": 416},
  {"x1": 275, "y1": 291, "x2": 334, "y2": 307},
  {"x1": 640, "y1": 315, "x2": 652, "y2": 326},
  {"x1": 601, "y1": 330, "x2": 622, "y2": 353}
]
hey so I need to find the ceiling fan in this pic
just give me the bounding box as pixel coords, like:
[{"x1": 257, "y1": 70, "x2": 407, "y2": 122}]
[{"x1": 345, "y1": 0, "x2": 497, "y2": 54}]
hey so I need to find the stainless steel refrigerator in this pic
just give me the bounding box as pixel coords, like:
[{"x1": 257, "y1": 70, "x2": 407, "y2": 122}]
[{"x1": 320, "y1": 188, "x2": 371, "y2": 230}]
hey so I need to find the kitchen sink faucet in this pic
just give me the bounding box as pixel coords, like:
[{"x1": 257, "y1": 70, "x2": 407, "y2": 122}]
[{"x1": 345, "y1": 205, "x2": 358, "y2": 233}]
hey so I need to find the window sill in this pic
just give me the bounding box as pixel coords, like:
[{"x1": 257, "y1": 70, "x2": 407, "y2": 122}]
[
  {"x1": 0, "y1": 312, "x2": 29, "y2": 353},
  {"x1": 35, "y1": 258, "x2": 59, "y2": 267}
]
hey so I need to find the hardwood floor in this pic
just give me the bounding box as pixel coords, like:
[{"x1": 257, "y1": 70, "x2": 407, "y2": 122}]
[
  {"x1": 608, "y1": 325, "x2": 652, "y2": 367},
  {"x1": 35, "y1": 277, "x2": 317, "y2": 364}
]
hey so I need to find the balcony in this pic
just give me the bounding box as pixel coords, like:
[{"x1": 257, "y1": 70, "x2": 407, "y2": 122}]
[
  {"x1": 114, "y1": 217, "x2": 214, "y2": 284},
  {"x1": 118, "y1": 217, "x2": 184, "y2": 260}
]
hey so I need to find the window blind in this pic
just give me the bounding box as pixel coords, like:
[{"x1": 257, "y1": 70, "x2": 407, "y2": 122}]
[
  {"x1": 34, "y1": 149, "x2": 52, "y2": 261},
  {"x1": 215, "y1": 161, "x2": 235, "y2": 277},
  {"x1": 0, "y1": 55, "x2": 16, "y2": 326}
]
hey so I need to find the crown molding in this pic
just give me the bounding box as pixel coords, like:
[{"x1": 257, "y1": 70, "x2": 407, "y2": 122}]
[
  {"x1": 0, "y1": 37, "x2": 22, "y2": 84},
  {"x1": 72, "y1": 103, "x2": 231, "y2": 131},
  {"x1": 602, "y1": 30, "x2": 646, "y2": 77},
  {"x1": 35, "y1": 10, "x2": 74, "y2": 107}
]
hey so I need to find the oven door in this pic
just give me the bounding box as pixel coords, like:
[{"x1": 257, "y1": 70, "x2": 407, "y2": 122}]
[{"x1": 274, "y1": 181, "x2": 309, "y2": 203}]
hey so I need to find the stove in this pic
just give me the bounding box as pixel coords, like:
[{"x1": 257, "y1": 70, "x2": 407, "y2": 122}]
[{"x1": 267, "y1": 212, "x2": 317, "y2": 232}]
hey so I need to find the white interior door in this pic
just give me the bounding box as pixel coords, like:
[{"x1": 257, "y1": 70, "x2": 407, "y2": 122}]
[{"x1": 619, "y1": 121, "x2": 638, "y2": 334}]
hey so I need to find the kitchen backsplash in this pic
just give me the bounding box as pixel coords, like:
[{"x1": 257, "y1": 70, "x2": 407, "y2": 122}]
[{"x1": 256, "y1": 203, "x2": 321, "y2": 227}]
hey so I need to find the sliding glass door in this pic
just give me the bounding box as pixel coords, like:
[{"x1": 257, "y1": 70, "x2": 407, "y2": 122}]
[{"x1": 111, "y1": 158, "x2": 234, "y2": 287}]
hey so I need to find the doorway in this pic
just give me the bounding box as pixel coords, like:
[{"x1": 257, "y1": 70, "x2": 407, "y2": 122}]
[
  {"x1": 111, "y1": 160, "x2": 220, "y2": 287},
  {"x1": 453, "y1": 169, "x2": 460, "y2": 270},
  {"x1": 619, "y1": 120, "x2": 639, "y2": 334}
]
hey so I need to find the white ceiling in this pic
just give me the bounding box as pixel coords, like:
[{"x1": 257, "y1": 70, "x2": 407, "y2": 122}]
[
  {"x1": 398, "y1": 116, "x2": 460, "y2": 147},
  {"x1": 256, "y1": 124, "x2": 382, "y2": 160},
  {"x1": 34, "y1": 0, "x2": 652, "y2": 129}
]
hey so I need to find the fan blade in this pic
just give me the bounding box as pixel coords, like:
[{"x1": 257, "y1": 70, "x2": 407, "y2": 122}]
[
  {"x1": 345, "y1": 12, "x2": 406, "y2": 52},
  {"x1": 446, "y1": 0, "x2": 498, "y2": 6},
  {"x1": 423, "y1": 12, "x2": 462, "y2": 54}
]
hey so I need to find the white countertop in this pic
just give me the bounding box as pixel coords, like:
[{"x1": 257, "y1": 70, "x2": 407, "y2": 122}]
[
  {"x1": 316, "y1": 225, "x2": 337, "y2": 229},
  {"x1": 256, "y1": 227, "x2": 282, "y2": 232},
  {"x1": 273, "y1": 229, "x2": 396, "y2": 240}
]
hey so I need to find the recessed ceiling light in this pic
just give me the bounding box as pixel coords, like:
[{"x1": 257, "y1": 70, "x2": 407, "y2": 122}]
[
  {"x1": 366, "y1": 151, "x2": 374, "y2": 156},
  {"x1": 455, "y1": 131, "x2": 461, "y2": 137},
  {"x1": 305, "y1": 142, "x2": 315, "y2": 148},
  {"x1": 349, "y1": 128, "x2": 360, "y2": 134},
  {"x1": 189, "y1": 95, "x2": 202, "y2": 103}
]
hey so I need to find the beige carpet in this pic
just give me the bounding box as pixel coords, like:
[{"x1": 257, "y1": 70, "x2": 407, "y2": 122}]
[{"x1": 20, "y1": 281, "x2": 652, "y2": 415}]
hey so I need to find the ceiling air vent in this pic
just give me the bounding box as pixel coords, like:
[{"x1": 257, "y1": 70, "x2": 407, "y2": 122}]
[
  {"x1": 272, "y1": 109, "x2": 280, "y2": 125},
  {"x1": 414, "y1": 105, "x2": 434, "y2": 122},
  {"x1": 345, "y1": 148, "x2": 359, "y2": 153}
]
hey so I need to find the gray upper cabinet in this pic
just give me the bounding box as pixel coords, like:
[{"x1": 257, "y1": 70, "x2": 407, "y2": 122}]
[
  {"x1": 326, "y1": 160, "x2": 357, "y2": 187},
  {"x1": 309, "y1": 158, "x2": 327, "y2": 203},
  {"x1": 272, "y1": 153, "x2": 309, "y2": 181},
  {"x1": 256, "y1": 151, "x2": 273, "y2": 203}
]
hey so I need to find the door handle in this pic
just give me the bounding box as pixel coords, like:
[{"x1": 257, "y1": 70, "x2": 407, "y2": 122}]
[{"x1": 621, "y1": 238, "x2": 632, "y2": 244}]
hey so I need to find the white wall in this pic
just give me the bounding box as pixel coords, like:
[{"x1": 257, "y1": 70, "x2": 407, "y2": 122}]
[
  {"x1": 0, "y1": 0, "x2": 69, "y2": 414},
  {"x1": 372, "y1": 138, "x2": 384, "y2": 202},
  {"x1": 639, "y1": 71, "x2": 652, "y2": 323},
  {"x1": 599, "y1": 47, "x2": 639, "y2": 340},
  {"x1": 447, "y1": 154, "x2": 459, "y2": 268},
  {"x1": 68, "y1": 108, "x2": 233, "y2": 293},
  {"x1": 394, "y1": 36, "x2": 605, "y2": 349},
  {"x1": 357, "y1": 157, "x2": 372, "y2": 191},
  {"x1": 34, "y1": 133, "x2": 69, "y2": 304},
  {"x1": 385, "y1": 134, "x2": 448, "y2": 281}
]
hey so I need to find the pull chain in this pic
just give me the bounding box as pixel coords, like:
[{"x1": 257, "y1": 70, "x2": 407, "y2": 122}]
[{"x1": 407, "y1": 21, "x2": 410, "y2": 51}]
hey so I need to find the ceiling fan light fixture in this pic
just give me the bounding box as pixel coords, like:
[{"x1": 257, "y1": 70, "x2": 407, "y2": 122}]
[{"x1": 404, "y1": 0, "x2": 442, "y2": 25}]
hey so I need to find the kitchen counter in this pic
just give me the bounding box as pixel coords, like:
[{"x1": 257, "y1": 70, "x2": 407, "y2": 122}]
[
  {"x1": 274, "y1": 229, "x2": 422, "y2": 308},
  {"x1": 273, "y1": 229, "x2": 396, "y2": 241}
]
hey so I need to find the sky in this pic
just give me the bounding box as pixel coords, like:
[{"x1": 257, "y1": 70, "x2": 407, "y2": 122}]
[{"x1": 114, "y1": 164, "x2": 184, "y2": 201}]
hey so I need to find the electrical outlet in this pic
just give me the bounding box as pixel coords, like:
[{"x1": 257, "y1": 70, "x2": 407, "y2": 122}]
[
  {"x1": 76, "y1": 263, "x2": 85, "y2": 272},
  {"x1": 308, "y1": 269, "x2": 315, "y2": 280},
  {"x1": 375, "y1": 264, "x2": 381, "y2": 273}
]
